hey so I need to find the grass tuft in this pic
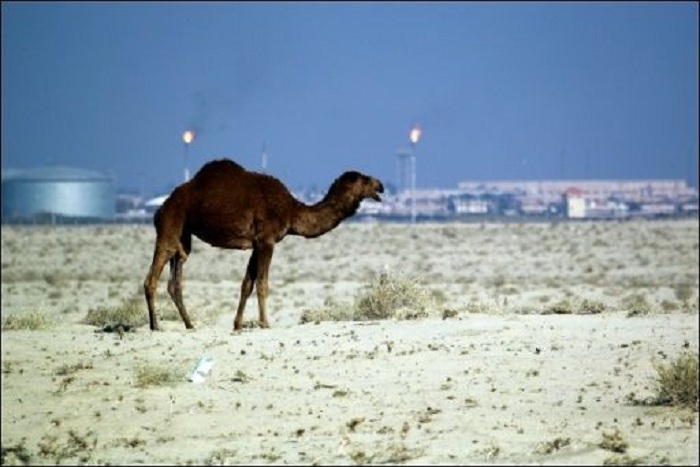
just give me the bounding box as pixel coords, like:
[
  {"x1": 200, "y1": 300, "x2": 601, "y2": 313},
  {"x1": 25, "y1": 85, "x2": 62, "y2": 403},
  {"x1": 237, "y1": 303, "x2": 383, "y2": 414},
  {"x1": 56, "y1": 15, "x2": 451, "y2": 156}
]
[
  {"x1": 622, "y1": 293, "x2": 654, "y2": 317},
  {"x1": 599, "y1": 428, "x2": 629, "y2": 453},
  {"x1": 133, "y1": 363, "x2": 182, "y2": 388},
  {"x1": 83, "y1": 296, "x2": 148, "y2": 328},
  {"x1": 353, "y1": 273, "x2": 433, "y2": 320},
  {"x1": 544, "y1": 299, "x2": 574, "y2": 315},
  {"x1": 300, "y1": 272, "x2": 433, "y2": 323},
  {"x1": 653, "y1": 352, "x2": 698, "y2": 410},
  {"x1": 2, "y1": 310, "x2": 54, "y2": 331}
]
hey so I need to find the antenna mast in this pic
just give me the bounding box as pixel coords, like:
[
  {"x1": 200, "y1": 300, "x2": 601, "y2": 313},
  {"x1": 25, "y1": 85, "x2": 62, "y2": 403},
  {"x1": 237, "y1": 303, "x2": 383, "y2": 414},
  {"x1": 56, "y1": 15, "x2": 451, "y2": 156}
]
[{"x1": 261, "y1": 141, "x2": 268, "y2": 173}]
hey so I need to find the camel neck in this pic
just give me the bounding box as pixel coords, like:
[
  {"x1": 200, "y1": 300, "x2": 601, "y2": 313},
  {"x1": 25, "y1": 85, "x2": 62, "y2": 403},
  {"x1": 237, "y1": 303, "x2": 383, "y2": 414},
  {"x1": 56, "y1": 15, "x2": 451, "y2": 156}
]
[{"x1": 290, "y1": 197, "x2": 359, "y2": 238}]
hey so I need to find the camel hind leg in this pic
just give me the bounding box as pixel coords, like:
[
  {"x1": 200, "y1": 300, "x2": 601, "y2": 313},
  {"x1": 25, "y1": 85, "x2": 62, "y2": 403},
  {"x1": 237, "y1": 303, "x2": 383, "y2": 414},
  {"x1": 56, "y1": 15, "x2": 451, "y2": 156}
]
[
  {"x1": 167, "y1": 233, "x2": 194, "y2": 329},
  {"x1": 144, "y1": 244, "x2": 173, "y2": 331},
  {"x1": 233, "y1": 248, "x2": 258, "y2": 333},
  {"x1": 254, "y1": 242, "x2": 274, "y2": 329},
  {"x1": 232, "y1": 242, "x2": 274, "y2": 333}
]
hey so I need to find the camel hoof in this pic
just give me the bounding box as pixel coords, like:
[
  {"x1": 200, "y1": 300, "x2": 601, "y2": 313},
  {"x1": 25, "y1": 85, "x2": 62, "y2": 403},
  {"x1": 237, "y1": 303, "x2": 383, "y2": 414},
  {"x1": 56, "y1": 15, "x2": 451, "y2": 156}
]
[{"x1": 230, "y1": 328, "x2": 242, "y2": 336}]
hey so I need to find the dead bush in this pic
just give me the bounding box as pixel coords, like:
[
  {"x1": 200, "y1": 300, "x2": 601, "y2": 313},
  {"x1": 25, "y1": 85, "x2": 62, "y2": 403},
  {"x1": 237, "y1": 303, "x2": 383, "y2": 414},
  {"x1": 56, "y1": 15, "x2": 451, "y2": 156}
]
[
  {"x1": 653, "y1": 352, "x2": 698, "y2": 410},
  {"x1": 300, "y1": 273, "x2": 433, "y2": 323}
]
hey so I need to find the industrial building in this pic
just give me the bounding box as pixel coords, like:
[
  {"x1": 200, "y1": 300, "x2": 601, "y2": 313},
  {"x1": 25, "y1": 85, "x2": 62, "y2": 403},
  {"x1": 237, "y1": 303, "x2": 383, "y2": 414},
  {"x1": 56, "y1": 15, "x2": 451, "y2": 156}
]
[
  {"x1": 2, "y1": 165, "x2": 115, "y2": 222},
  {"x1": 457, "y1": 179, "x2": 696, "y2": 204}
]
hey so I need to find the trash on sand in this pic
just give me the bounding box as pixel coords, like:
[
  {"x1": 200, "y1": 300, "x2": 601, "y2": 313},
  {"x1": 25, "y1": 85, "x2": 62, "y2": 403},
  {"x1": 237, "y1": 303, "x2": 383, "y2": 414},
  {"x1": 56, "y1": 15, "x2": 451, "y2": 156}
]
[{"x1": 188, "y1": 355, "x2": 214, "y2": 383}]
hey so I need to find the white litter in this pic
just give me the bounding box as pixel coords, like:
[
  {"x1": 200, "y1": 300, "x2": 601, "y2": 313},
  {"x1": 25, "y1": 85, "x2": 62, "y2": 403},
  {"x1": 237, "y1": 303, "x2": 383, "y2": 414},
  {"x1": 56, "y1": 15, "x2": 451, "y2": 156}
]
[{"x1": 188, "y1": 355, "x2": 214, "y2": 383}]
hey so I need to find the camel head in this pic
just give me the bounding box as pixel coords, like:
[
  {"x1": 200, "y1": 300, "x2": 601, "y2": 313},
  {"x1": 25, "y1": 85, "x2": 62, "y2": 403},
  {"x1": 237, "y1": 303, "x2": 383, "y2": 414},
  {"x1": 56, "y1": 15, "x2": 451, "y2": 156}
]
[{"x1": 329, "y1": 171, "x2": 385, "y2": 203}]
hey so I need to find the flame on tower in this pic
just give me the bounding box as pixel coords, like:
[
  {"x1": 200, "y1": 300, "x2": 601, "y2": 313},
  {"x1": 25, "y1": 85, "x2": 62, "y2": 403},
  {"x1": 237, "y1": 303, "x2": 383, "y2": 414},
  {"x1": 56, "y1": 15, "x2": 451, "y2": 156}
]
[
  {"x1": 409, "y1": 124, "x2": 422, "y2": 145},
  {"x1": 183, "y1": 130, "x2": 196, "y2": 145}
]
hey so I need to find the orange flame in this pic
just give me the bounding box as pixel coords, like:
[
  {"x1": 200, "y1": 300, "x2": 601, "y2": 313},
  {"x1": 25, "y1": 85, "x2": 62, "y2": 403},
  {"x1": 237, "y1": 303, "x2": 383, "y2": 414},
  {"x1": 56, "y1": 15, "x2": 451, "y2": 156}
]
[
  {"x1": 409, "y1": 124, "x2": 422, "y2": 145},
  {"x1": 183, "y1": 130, "x2": 196, "y2": 144}
]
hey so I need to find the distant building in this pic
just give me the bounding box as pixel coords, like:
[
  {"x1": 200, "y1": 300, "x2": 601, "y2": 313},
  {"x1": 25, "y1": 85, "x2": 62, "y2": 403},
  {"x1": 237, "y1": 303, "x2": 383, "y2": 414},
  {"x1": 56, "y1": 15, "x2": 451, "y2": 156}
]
[
  {"x1": 452, "y1": 196, "x2": 489, "y2": 215},
  {"x1": 458, "y1": 179, "x2": 695, "y2": 204},
  {"x1": 565, "y1": 188, "x2": 586, "y2": 218},
  {"x1": 2, "y1": 165, "x2": 115, "y2": 222}
]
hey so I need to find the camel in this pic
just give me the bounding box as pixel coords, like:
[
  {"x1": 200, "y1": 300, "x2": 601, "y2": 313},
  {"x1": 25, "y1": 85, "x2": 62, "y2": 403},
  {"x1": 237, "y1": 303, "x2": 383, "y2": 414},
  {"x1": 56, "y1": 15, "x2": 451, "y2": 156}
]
[{"x1": 143, "y1": 158, "x2": 384, "y2": 333}]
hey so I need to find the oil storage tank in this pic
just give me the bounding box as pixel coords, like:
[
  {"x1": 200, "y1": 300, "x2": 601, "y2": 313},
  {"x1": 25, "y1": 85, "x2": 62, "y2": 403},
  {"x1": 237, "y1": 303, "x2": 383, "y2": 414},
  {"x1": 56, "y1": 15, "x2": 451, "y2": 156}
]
[{"x1": 2, "y1": 165, "x2": 115, "y2": 221}]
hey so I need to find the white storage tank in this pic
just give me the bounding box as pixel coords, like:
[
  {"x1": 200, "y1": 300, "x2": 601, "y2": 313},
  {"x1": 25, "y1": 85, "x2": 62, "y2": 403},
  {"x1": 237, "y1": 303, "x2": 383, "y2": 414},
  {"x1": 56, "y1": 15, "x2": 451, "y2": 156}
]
[{"x1": 2, "y1": 165, "x2": 115, "y2": 221}]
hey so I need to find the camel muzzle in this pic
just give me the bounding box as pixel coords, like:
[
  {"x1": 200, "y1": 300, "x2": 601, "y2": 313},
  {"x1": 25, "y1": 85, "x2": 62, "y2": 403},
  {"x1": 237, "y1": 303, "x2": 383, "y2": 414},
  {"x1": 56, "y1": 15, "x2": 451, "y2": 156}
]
[{"x1": 371, "y1": 180, "x2": 385, "y2": 202}]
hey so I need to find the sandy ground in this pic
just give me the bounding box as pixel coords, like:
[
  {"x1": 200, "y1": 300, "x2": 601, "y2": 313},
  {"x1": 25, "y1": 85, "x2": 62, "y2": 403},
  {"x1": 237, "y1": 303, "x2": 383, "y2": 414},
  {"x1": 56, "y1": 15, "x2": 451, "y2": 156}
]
[{"x1": 1, "y1": 219, "x2": 698, "y2": 465}]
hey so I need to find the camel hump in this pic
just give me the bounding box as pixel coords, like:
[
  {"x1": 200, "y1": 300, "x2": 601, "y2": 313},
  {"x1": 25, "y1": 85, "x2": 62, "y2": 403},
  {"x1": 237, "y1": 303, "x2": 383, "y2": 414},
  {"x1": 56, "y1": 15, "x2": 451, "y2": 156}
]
[{"x1": 195, "y1": 158, "x2": 245, "y2": 179}]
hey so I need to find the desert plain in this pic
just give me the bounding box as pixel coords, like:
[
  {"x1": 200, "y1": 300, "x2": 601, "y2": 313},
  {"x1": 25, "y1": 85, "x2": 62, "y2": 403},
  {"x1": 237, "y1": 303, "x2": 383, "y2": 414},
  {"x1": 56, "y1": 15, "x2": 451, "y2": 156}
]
[{"x1": 1, "y1": 218, "x2": 698, "y2": 465}]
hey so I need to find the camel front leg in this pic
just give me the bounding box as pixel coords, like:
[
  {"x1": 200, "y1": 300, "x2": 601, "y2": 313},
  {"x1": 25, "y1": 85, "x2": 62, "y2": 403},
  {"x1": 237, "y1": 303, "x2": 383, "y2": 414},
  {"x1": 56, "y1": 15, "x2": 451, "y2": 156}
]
[
  {"x1": 233, "y1": 248, "x2": 258, "y2": 333},
  {"x1": 255, "y1": 242, "x2": 274, "y2": 329}
]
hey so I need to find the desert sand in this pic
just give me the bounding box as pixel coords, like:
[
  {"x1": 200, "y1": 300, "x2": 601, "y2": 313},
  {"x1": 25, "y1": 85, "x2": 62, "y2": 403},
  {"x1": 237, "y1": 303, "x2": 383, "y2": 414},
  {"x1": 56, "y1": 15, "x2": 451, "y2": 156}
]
[{"x1": 1, "y1": 219, "x2": 698, "y2": 465}]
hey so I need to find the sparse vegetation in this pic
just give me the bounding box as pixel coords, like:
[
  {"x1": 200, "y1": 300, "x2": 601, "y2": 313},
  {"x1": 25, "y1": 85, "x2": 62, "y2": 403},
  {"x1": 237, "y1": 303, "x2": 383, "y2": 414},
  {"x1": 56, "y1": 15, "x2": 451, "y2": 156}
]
[
  {"x1": 1, "y1": 441, "x2": 32, "y2": 465},
  {"x1": 602, "y1": 454, "x2": 647, "y2": 465},
  {"x1": 300, "y1": 272, "x2": 434, "y2": 323},
  {"x1": 37, "y1": 429, "x2": 97, "y2": 464},
  {"x1": 536, "y1": 436, "x2": 571, "y2": 455},
  {"x1": 599, "y1": 428, "x2": 629, "y2": 453},
  {"x1": 544, "y1": 298, "x2": 574, "y2": 315},
  {"x1": 1, "y1": 221, "x2": 698, "y2": 465},
  {"x1": 674, "y1": 283, "x2": 696, "y2": 304},
  {"x1": 84, "y1": 296, "x2": 148, "y2": 328},
  {"x1": 134, "y1": 363, "x2": 183, "y2": 388},
  {"x1": 622, "y1": 293, "x2": 654, "y2": 317},
  {"x1": 653, "y1": 351, "x2": 698, "y2": 410},
  {"x1": 55, "y1": 361, "x2": 93, "y2": 376},
  {"x1": 464, "y1": 299, "x2": 497, "y2": 314},
  {"x1": 353, "y1": 273, "x2": 433, "y2": 320},
  {"x1": 205, "y1": 448, "x2": 238, "y2": 465},
  {"x1": 537, "y1": 297, "x2": 608, "y2": 315},
  {"x1": 578, "y1": 298, "x2": 607, "y2": 314},
  {"x1": 1, "y1": 310, "x2": 54, "y2": 330},
  {"x1": 299, "y1": 297, "x2": 354, "y2": 323}
]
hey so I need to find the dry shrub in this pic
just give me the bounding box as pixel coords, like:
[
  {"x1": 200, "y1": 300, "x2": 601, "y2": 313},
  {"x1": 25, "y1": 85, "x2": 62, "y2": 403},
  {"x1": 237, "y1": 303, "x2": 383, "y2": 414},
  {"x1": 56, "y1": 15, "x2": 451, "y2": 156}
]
[
  {"x1": 134, "y1": 363, "x2": 182, "y2": 388},
  {"x1": 205, "y1": 448, "x2": 238, "y2": 465},
  {"x1": 2, "y1": 310, "x2": 54, "y2": 331},
  {"x1": 84, "y1": 292, "x2": 215, "y2": 329},
  {"x1": 674, "y1": 283, "x2": 696, "y2": 303},
  {"x1": 602, "y1": 454, "x2": 646, "y2": 465},
  {"x1": 43, "y1": 272, "x2": 70, "y2": 287},
  {"x1": 83, "y1": 296, "x2": 148, "y2": 328},
  {"x1": 300, "y1": 273, "x2": 433, "y2": 323},
  {"x1": 622, "y1": 293, "x2": 654, "y2": 317},
  {"x1": 535, "y1": 436, "x2": 571, "y2": 455},
  {"x1": 578, "y1": 298, "x2": 607, "y2": 314},
  {"x1": 464, "y1": 300, "x2": 498, "y2": 314},
  {"x1": 599, "y1": 428, "x2": 628, "y2": 453},
  {"x1": 538, "y1": 297, "x2": 607, "y2": 315},
  {"x1": 543, "y1": 299, "x2": 574, "y2": 315},
  {"x1": 37, "y1": 429, "x2": 97, "y2": 464},
  {"x1": 660, "y1": 299, "x2": 679, "y2": 312},
  {"x1": 299, "y1": 297, "x2": 355, "y2": 324},
  {"x1": 653, "y1": 352, "x2": 698, "y2": 410},
  {"x1": 673, "y1": 283, "x2": 698, "y2": 312},
  {"x1": 1, "y1": 440, "x2": 32, "y2": 465},
  {"x1": 55, "y1": 361, "x2": 93, "y2": 376},
  {"x1": 354, "y1": 273, "x2": 432, "y2": 320}
]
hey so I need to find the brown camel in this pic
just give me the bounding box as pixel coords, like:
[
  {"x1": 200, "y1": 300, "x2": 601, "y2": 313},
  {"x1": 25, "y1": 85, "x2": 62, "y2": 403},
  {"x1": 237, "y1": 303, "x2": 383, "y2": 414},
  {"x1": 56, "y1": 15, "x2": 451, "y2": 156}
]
[{"x1": 143, "y1": 158, "x2": 384, "y2": 333}]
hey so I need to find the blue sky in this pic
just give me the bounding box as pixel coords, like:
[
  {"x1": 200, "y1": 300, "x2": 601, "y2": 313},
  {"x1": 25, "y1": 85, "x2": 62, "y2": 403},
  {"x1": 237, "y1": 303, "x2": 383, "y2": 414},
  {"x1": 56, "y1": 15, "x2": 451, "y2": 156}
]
[{"x1": 2, "y1": 2, "x2": 698, "y2": 194}]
